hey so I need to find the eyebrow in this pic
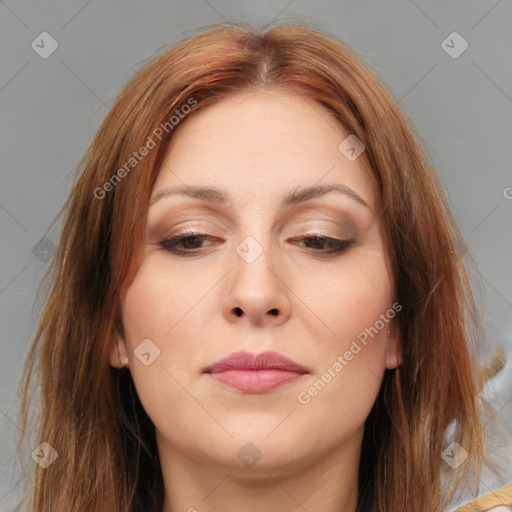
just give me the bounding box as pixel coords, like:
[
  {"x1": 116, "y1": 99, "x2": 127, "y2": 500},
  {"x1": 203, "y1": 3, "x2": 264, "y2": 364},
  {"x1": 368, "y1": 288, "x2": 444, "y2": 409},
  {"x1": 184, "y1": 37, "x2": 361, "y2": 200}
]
[{"x1": 149, "y1": 183, "x2": 369, "y2": 209}]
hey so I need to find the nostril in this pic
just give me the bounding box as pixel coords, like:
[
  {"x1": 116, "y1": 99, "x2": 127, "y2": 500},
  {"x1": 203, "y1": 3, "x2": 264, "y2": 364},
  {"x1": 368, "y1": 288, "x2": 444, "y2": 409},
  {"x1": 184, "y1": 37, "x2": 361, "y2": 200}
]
[
  {"x1": 234, "y1": 307, "x2": 243, "y2": 317},
  {"x1": 268, "y1": 308, "x2": 278, "y2": 316}
]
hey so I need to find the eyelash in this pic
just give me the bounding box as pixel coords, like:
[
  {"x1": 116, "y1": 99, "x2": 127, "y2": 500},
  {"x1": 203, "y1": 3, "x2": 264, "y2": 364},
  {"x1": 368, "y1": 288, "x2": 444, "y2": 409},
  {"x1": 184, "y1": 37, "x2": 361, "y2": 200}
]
[{"x1": 158, "y1": 231, "x2": 353, "y2": 257}]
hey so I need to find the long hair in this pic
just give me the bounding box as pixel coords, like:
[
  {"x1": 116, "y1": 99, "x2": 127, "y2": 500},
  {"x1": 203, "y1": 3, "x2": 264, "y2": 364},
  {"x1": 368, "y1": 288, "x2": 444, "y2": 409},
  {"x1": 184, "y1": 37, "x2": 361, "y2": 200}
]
[{"x1": 15, "y1": 20, "x2": 497, "y2": 512}]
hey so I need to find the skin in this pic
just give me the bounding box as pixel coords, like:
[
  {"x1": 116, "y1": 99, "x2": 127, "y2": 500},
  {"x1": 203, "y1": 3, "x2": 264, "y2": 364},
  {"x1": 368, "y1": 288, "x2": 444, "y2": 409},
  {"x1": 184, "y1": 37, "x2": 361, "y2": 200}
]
[{"x1": 110, "y1": 89, "x2": 402, "y2": 512}]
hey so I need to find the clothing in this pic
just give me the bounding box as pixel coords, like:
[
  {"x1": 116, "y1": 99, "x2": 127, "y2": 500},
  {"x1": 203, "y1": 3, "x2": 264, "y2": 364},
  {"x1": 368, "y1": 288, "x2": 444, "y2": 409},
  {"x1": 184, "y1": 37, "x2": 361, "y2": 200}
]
[{"x1": 455, "y1": 485, "x2": 512, "y2": 511}]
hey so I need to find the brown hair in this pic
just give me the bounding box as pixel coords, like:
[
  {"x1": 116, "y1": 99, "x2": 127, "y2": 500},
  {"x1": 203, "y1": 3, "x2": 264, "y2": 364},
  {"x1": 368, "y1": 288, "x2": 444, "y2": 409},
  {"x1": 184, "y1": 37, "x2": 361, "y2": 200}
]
[{"x1": 15, "y1": 20, "x2": 498, "y2": 512}]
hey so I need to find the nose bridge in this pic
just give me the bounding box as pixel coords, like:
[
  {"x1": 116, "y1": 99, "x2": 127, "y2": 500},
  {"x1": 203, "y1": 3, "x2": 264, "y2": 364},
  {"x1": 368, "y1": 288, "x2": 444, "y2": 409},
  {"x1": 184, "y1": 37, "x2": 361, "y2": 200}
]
[
  {"x1": 222, "y1": 228, "x2": 292, "y2": 325},
  {"x1": 232, "y1": 211, "x2": 275, "y2": 278},
  {"x1": 234, "y1": 231, "x2": 278, "y2": 295}
]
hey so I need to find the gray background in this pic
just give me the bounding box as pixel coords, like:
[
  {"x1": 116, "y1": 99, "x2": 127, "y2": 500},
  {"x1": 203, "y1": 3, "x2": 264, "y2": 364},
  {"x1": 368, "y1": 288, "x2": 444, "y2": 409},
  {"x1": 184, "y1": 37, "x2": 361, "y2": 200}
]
[{"x1": 1, "y1": 1, "x2": 511, "y2": 510}]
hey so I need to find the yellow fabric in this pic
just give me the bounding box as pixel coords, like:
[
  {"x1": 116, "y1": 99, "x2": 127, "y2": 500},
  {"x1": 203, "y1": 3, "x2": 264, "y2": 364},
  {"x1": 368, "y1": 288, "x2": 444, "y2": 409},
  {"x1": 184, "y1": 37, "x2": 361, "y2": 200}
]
[{"x1": 456, "y1": 485, "x2": 512, "y2": 511}]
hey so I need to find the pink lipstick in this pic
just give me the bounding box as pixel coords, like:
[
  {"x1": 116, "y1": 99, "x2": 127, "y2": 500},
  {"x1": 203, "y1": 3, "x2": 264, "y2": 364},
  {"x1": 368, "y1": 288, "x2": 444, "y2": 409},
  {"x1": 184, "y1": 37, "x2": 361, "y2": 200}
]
[{"x1": 204, "y1": 350, "x2": 308, "y2": 393}]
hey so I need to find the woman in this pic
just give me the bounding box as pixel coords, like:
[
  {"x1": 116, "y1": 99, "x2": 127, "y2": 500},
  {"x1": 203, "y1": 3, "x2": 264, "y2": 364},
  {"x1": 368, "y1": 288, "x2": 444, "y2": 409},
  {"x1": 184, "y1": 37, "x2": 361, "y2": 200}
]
[{"x1": 16, "y1": 21, "x2": 500, "y2": 512}]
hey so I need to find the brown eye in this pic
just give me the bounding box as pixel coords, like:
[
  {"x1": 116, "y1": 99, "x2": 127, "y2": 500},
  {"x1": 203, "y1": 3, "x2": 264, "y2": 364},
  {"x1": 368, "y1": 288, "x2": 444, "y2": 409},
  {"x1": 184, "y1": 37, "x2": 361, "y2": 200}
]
[
  {"x1": 159, "y1": 232, "x2": 218, "y2": 256},
  {"x1": 293, "y1": 235, "x2": 353, "y2": 255}
]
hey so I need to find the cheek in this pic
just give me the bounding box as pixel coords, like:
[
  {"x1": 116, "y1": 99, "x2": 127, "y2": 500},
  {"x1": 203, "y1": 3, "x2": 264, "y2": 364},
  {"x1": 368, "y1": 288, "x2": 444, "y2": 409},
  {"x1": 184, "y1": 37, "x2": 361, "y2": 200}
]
[
  {"x1": 293, "y1": 248, "x2": 393, "y2": 413},
  {"x1": 121, "y1": 256, "x2": 204, "y2": 342},
  {"x1": 298, "y1": 246, "x2": 393, "y2": 348},
  {"x1": 119, "y1": 257, "x2": 215, "y2": 425},
  {"x1": 295, "y1": 288, "x2": 389, "y2": 441}
]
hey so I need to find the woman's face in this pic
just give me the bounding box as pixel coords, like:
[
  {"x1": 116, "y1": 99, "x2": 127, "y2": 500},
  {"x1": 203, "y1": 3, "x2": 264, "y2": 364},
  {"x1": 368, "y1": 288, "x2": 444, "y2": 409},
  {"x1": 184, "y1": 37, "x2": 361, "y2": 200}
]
[{"x1": 112, "y1": 89, "x2": 401, "y2": 473}]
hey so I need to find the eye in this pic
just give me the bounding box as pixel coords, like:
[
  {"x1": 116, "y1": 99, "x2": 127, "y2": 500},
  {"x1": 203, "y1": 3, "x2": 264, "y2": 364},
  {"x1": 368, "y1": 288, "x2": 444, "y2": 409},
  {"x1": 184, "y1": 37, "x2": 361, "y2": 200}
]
[
  {"x1": 292, "y1": 235, "x2": 353, "y2": 255},
  {"x1": 159, "y1": 232, "x2": 353, "y2": 257},
  {"x1": 159, "y1": 231, "x2": 219, "y2": 256}
]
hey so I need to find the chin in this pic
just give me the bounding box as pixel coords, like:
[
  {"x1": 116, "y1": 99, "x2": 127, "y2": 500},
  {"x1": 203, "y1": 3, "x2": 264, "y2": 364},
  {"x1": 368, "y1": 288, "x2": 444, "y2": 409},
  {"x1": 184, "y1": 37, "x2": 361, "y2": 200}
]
[{"x1": 207, "y1": 425, "x2": 312, "y2": 470}]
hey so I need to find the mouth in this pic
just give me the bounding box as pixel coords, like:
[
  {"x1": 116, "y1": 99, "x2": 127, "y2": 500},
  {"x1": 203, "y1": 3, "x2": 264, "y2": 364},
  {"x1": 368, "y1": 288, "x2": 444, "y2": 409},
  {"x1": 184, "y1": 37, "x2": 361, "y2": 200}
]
[{"x1": 203, "y1": 350, "x2": 309, "y2": 393}]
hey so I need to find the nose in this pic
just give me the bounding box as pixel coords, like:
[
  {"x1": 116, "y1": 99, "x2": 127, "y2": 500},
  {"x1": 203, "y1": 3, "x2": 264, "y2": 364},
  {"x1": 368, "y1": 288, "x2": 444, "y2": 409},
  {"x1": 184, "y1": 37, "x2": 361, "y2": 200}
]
[{"x1": 222, "y1": 237, "x2": 292, "y2": 327}]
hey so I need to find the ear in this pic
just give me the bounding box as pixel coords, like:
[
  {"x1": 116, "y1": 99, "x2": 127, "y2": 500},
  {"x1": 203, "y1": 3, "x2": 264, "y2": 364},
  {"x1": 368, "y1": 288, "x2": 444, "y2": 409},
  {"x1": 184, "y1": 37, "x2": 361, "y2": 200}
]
[
  {"x1": 385, "y1": 322, "x2": 402, "y2": 370},
  {"x1": 109, "y1": 330, "x2": 129, "y2": 369}
]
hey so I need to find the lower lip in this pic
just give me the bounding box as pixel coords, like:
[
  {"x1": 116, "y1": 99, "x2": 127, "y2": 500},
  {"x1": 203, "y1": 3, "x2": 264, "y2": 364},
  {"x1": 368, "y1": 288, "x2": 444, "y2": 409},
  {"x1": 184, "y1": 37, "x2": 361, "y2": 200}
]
[{"x1": 208, "y1": 369, "x2": 305, "y2": 392}]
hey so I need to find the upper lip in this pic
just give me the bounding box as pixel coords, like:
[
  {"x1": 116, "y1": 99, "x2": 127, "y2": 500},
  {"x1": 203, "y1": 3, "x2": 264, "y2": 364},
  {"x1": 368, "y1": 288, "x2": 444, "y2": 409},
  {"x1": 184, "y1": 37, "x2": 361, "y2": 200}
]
[{"x1": 204, "y1": 350, "x2": 308, "y2": 374}]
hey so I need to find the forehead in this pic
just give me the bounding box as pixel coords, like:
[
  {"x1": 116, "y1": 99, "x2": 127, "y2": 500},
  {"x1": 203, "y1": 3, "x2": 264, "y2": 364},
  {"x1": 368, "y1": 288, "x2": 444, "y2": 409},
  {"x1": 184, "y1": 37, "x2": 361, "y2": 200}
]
[{"x1": 153, "y1": 90, "x2": 378, "y2": 212}]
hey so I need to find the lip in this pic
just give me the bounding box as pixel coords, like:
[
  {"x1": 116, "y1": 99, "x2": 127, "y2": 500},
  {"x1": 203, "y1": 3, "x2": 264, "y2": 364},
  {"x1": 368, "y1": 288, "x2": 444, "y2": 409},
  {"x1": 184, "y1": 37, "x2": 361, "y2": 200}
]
[{"x1": 204, "y1": 350, "x2": 308, "y2": 393}]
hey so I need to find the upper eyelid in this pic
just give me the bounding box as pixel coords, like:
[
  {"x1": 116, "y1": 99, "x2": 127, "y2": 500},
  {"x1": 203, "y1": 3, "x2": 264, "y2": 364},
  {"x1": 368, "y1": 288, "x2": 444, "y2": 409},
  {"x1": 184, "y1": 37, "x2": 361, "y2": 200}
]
[
  {"x1": 148, "y1": 203, "x2": 363, "y2": 231},
  {"x1": 166, "y1": 227, "x2": 353, "y2": 240},
  {"x1": 154, "y1": 213, "x2": 357, "y2": 235}
]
